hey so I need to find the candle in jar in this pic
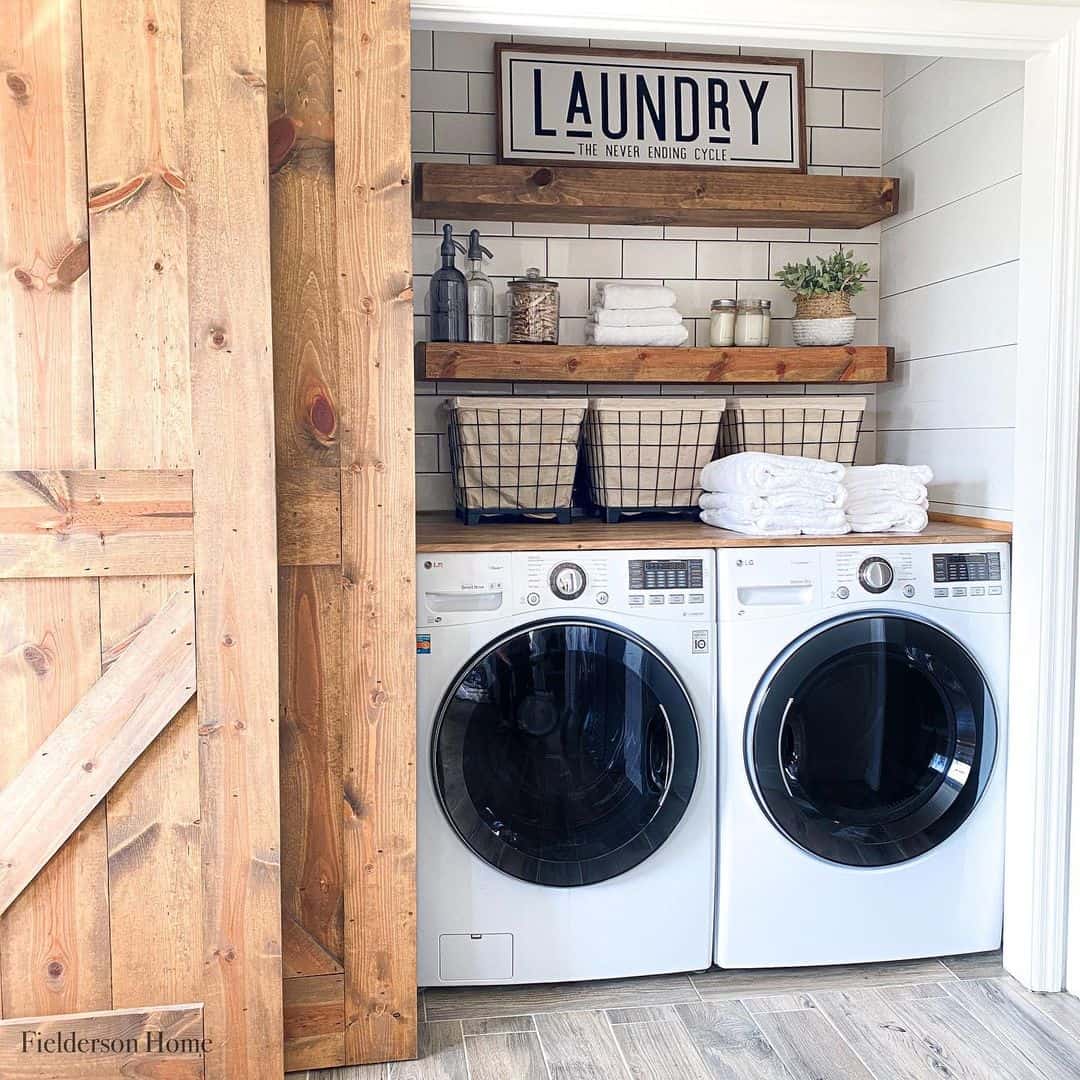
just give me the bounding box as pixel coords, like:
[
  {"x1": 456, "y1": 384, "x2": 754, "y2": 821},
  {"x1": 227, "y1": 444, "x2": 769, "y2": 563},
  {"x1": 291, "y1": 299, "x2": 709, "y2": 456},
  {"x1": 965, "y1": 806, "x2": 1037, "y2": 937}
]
[
  {"x1": 709, "y1": 299, "x2": 737, "y2": 346},
  {"x1": 735, "y1": 299, "x2": 766, "y2": 346}
]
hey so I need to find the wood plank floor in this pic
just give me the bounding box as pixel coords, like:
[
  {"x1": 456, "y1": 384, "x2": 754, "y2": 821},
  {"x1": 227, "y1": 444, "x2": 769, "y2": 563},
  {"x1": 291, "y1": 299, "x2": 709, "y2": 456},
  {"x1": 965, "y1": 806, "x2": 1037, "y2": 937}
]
[{"x1": 291, "y1": 952, "x2": 1080, "y2": 1079}]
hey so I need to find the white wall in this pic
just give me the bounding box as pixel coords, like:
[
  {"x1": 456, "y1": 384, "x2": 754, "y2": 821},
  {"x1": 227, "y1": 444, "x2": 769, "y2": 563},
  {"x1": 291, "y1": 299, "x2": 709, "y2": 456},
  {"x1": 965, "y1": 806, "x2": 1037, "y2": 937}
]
[
  {"x1": 411, "y1": 33, "x2": 885, "y2": 511},
  {"x1": 878, "y1": 57, "x2": 1024, "y2": 521}
]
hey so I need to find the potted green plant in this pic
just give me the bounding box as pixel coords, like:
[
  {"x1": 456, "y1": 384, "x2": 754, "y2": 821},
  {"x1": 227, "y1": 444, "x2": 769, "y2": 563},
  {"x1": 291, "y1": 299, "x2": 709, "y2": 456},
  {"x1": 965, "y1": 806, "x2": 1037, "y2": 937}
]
[{"x1": 776, "y1": 249, "x2": 870, "y2": 346}]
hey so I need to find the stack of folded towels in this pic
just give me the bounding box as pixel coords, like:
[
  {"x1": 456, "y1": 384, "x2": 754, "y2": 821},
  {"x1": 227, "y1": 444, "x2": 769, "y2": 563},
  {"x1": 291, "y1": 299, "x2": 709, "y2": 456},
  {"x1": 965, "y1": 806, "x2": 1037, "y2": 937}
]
[
  {"x1": 843, "y1": 464, "x2": 932, "y2": 533},
  {"x1": 586, "y1": 283, "x2": 689, "y2": 347},
  {"x1": 698, "y1": 452, "x2": 850, "y2": 536}
]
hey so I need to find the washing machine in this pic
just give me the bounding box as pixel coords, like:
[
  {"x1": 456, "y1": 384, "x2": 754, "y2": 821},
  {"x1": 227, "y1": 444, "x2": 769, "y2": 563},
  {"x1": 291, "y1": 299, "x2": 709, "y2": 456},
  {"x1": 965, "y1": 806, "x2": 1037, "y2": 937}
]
[
  {"x1": 416, "y1": 549, "x2": 716, "y2": 986},
  {"x1": 715, "y1": 542, "x2": 1010, "y2": 968}
]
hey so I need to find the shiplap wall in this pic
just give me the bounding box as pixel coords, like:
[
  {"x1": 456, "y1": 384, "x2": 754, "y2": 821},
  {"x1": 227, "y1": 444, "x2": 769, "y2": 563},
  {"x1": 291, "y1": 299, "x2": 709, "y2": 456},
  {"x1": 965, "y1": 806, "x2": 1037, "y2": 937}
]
[
  {"x1": 411, "y1": 33, "x2": 885, "y2": 511},
  {"x1": 878, "y1": 57, "x2": 1023, "y2": 521}
]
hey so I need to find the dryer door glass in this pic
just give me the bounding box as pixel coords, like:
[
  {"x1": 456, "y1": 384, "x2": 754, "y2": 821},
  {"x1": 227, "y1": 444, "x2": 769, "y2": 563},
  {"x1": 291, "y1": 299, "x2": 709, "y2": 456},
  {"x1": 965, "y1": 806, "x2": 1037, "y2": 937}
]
[
  {"x1": 749, "y1": 614, "x2": 997, "y2": 867},
  {"x1": 433, "y1": 620, "x2": 699, "y2": 887}
]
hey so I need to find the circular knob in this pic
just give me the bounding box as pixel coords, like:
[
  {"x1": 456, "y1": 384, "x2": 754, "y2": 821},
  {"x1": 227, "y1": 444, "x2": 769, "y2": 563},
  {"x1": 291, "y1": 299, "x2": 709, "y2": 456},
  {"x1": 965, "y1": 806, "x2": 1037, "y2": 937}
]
[
  {"x1": 903, "y1": 584, "x2": 916, "y2": 598},
  {"x1": 858, "y1": 557, "x2": 894, "y2": 594},
  {"x1": 836, "y1": 586, "x2": 850, "y2": 600},
  {"x1": 549, "y1": 562, "x2": 587, "y2": 601},
  {"x1": 596, "y1": 591, "x2": 609, "y2": 606},
  {"x1": 526, "y1": 592, "x2": 541, "y2": 607}
]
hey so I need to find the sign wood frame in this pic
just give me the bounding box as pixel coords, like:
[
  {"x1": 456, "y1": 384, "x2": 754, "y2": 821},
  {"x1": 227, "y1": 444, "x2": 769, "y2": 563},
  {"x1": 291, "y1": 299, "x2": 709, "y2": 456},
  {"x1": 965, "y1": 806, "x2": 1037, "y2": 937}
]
[{"x1": 494, "y1": 43, "x2": 808, "y2": 174}]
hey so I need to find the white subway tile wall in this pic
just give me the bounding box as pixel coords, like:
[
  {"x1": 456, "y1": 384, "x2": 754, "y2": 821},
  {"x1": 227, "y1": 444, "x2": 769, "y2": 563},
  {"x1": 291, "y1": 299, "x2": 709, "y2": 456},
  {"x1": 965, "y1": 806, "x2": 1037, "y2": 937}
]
[
  {"x1": 878, "y1": 57, "x2": 1023, "y2": 520},
  {"x1": 412, "y1": 33, "x2": 884, "y2": 509}
]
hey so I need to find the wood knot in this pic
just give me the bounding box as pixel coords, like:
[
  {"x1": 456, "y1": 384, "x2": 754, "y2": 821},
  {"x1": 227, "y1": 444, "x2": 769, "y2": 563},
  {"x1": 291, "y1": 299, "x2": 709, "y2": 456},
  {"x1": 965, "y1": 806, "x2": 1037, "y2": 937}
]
[
  {"x1": 222, "y1": 633, "x2": 234, "y2": 646},
  {"x1": 14, "y1": 268, "x2": 34, "y2": 288},
  {"x1": 233, "y1": 719, "x2": 246, "y2": 731},
  {"x1": 531, "y1": 167, "x2": 554, "y2": 188},
  {"x1": 210, "y1": 329, "x2": 227, "y2": 349},
  {"x1": 22, "y1": 645, "x2": 50, "y2": 677},
  {"x1": 145, "y1": 18, "x2": 158, "y2": 33},
  {"x1": 308, "y1": 393, "x2": 337, "y2": 440},
  {"x1": 268, "y1": 115, "x2": 296, "y2": 173},
  {"x1": 46, "y1": 961, "x2": 64, "y2": 979},
  {"x1": 153, "y1": 260, "x2": 163, "y2": 273},
  {"x1": 358, "y1": 296, "x2": 375, "y2": 314},
  {"x1": 6, "y1": 72, "x2": 29, "y2": 101},
  {"x1": 82, "y1": 761, "x2": 95, "y2": 773},
  {"x1": 370, "y1": 688, "x2": 389, "y2": 706}
]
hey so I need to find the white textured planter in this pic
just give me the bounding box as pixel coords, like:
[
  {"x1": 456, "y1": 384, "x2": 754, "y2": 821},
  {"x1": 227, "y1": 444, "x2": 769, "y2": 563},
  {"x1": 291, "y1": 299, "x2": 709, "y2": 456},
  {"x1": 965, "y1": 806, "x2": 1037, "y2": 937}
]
[{"x1": 792, "y1": 315, "x2": 857, "y2": 346}]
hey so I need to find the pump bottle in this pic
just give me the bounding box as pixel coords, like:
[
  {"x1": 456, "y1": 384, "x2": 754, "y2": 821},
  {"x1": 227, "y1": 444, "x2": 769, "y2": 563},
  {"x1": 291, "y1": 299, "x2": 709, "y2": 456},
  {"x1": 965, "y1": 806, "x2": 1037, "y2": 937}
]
[{"x1": 430, "y1": 224, "x2": 468, "y2": 343}]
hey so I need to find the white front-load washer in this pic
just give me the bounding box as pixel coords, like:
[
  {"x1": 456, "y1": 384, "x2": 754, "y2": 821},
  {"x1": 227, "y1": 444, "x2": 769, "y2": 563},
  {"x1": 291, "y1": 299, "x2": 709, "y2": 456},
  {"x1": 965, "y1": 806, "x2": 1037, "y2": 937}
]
[
  {"x1": 715, "y1": 542, "x2": 1010, "y2": 969},
  {"x1": 417, "y1": 548, "x2": 716, "y2": 986}
]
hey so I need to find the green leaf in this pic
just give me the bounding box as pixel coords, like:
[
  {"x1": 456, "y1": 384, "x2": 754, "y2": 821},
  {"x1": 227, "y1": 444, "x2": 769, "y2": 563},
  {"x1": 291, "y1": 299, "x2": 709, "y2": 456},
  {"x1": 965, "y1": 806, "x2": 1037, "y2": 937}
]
[{"x1": 775, "y1": 248, "x2": 870, "y2": 297}]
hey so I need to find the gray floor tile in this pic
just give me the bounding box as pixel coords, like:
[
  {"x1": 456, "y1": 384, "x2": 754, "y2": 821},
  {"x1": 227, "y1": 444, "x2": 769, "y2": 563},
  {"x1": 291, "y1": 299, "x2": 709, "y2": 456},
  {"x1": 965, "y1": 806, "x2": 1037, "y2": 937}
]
[
  {"x1": 939, "y1": 949, "x2": 1006, "y2": 980},
  {"x1": 676, "y1": 1001, "x2": 791, "y2": 1079},
  {"x1": 387, "y1": 1021, "x2": 467, "y2": 1080},
  {"x1": 612, "y1": 1020, "x2": 712, "y2": 1080},
  {"x1": 875, "y1": 982, "x2": 953, "y2": 1001},
  {"x1": 464, "y1": 1031, "x2": 549, "y2": 1080},
  {"x1": 741, "y1": 992, "x2": 816, "y2": 1015},
  {"x1": 945, "y1": 977, "x2": 1080, "y2": 1079},
  {"x1": 606, "y1": 1005, "x2": 681, "y2": 1025},
  {"x1": 461, "y1": 1015, "x2": 536, "y2": 1036},
  {"x1": 693, "y1": 957, "x2": 953, "y2": 1002},
  {"x1": 754, "y1": 1008, "x2": 875, "y2": 1079},
  {"x1": 425, "y1": 972, "x2": 697, "y2": 1022},
  {"x1": 534, "y1": 1010, "x2": 628, "y2": 1078},
  {"x1": 1025, "y1": 985, "x2": 1080, "y2": 1038}
]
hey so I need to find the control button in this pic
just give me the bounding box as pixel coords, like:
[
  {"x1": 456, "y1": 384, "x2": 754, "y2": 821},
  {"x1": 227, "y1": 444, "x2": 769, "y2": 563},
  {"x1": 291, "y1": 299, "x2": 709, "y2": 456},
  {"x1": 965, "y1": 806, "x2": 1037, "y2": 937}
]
[
  {"x1": 691, "y1": 630, "x2": 710, "y2": 654},
  {"x1": 971, "y1": 587, "x2": 986, "y2": 597},
  {"x1": 952, "y1": 587, "x2": 968, "y2": 597},
  {"x1": 550, "y1": 562, "x2": 587, "y2": 601},
  {"x1": 858, "y1": 556, "x2": 895, "y2": 594},
  {"x1": 526, "y1": 592, "x2": 541, "y2": 606},
  {"x1": 933, "y1": 587, "x2": 949, "y2": 598},
  {"x1": 669, "y1": 594, "x2": 685, "y2": 605},
  {"x1": 989, "y1": 586, "x2": 1003, "y2": 596},
  {"x1": 836, "y1": 586, "x2": 850, "y2": 600},
  {"x1": 648, "y1": 594, "x2": 665, "y2": 605},
  {"x1": 903, "y1": 585, "x2": 916, "y2": 598},
  {"x1": 689, "y1": 593, "x2": 705, "y2": 604},
  {"x1": 629, "y1": 595, "x2": 645, "y2": 607},
  {"x1": 596, "y1": 591, "x2": 609, "y2": 605}
]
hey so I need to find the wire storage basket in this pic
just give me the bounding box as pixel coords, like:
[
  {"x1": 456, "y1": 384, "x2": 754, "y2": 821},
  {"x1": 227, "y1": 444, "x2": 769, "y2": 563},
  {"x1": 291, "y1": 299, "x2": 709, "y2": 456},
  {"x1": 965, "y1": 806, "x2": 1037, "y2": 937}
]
[
  {"x1": 720, "y1": 396, "x2": 866, "y2": 465},
  {"x1": 584, "y1": 398, "x2": 725, "y2": 523},
  {"x1": 446, "y1": 396, "x2": 586, "y2": 524}
]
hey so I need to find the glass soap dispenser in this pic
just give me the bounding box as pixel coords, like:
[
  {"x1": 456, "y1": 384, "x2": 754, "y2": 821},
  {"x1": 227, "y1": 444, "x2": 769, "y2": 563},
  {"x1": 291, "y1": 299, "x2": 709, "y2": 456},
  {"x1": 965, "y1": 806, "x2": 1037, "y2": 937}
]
[
  {"x1": 465, "y1": 229, "x2": 495, "y2": 343},
  {"x1": 430, "y1": 223, "x2": 468, "y2": 343}
]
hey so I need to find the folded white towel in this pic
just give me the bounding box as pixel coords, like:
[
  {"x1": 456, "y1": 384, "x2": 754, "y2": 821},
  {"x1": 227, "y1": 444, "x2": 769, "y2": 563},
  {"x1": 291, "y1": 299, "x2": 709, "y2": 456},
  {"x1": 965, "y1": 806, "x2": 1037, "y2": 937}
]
[
  {"x1": 586, "y1": 322, "x2": 689, "y2": 347},
  {"x1": 844, "y1": 464, "x2": 934, "y2": 503},
  {"x1": 847, "y1": 504, "x2": 929, "y2": 534},
  {"x1": 600, "y1": 283, "x2": 678, "y2": 310},
  {"x1": 699, "y1": 490, "x2": 848, "y2": 514},
  {"x1": 701, "y1": 452, "x2": 846, "y2": 499},
  {"x1": 700, "y1": 507, "x2": 851, "y2": 537},
  {"x1": 592, "y1": 306, "x2": 684, "y2": 327},
  {"x1": 846, "y1": 492, "x2": 929, "y2": 515}
]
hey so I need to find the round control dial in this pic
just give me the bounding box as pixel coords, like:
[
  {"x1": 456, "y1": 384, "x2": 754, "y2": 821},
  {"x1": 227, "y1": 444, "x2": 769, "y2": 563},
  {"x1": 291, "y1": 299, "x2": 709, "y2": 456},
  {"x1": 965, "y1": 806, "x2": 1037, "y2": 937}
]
[
  {"x1": 549, "y1": 562, "x2": 587, "y2": 601},
  {"x1": 858, "y1": 556, "x2": 894, "y2": 594}
]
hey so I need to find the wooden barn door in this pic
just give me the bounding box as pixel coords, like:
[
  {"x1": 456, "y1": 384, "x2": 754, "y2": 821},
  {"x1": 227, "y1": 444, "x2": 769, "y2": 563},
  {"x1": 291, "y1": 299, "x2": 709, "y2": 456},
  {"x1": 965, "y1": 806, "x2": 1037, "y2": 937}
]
[
  {"x1": 269, "y1": 0, "x2": 417, "y2": 1070},
  {"x1": 0, "y1": 0, "x2": 284, "y2": 1075}
]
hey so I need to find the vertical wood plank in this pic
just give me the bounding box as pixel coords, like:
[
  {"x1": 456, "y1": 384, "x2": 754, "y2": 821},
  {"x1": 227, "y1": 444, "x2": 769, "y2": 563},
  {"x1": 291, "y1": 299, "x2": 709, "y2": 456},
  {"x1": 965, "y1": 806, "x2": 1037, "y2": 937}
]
[
  {"x1": 79, "y1": 0, "x2": 201, "y2": 1010},
  {"x1": 279, "y1": 566, "x2": 345, "y2": 972},
  {"x1": 179, "y1": 0, "x2": 283, "y2": 1072},
  {"x1": 267, "y1": 0, "x2": 346, "y2": 994},
  {"x1": 0, "y1": 0, "x2": 111, "y2": 1018},
  {"x1": 334, "y1": 0, "x2": 417, "y2": 1063}
]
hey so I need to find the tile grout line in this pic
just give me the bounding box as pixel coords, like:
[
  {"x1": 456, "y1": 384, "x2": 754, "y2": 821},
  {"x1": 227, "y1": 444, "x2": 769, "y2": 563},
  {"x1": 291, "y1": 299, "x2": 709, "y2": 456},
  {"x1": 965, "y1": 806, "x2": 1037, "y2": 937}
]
[
  {"x1": 808, "y1": 989, "x2": 895, "y2": 1080},
  {"x1": 601, "y1": 1010, "x2": 636, "y2": 1080},
  {"x1": 459, "y1": 1019, "x2": 475, "y2": 1080},
  {"x1": 528, "y1": 1014, "x2": 555, "y2": 1080}
]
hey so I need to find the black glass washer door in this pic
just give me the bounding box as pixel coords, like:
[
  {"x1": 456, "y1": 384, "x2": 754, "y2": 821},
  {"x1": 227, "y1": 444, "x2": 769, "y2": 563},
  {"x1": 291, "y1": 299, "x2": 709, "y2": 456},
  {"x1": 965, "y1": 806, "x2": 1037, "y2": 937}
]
[
  {"x1": 433, "y1": 619, "x2": 699, "y2": 887},
  {"x1": 748, "y1": 614, "x2": 996, "y2": 867}
]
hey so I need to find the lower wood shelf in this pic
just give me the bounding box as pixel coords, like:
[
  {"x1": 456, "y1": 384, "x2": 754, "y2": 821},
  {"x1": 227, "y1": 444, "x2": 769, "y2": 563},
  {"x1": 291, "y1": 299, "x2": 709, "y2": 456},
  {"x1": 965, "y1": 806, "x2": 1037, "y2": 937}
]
[{"x1": 418, "y1": 342, "x2": 892, "y2": 384}]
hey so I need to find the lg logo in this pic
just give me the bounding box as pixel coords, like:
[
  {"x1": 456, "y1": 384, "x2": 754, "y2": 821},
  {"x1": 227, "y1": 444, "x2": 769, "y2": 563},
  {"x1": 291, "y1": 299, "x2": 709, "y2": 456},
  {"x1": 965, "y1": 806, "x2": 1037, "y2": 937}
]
[{"x1": 735, "y1": 558, "x2": 756, "y2": 568}]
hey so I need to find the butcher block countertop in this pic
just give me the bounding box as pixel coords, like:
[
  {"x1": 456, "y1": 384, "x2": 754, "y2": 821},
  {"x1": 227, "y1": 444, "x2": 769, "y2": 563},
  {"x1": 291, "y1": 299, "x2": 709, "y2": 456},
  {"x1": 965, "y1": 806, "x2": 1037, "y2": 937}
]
[{"x1": 415, "y1": 513, "x2": 1011, "y2": 553}]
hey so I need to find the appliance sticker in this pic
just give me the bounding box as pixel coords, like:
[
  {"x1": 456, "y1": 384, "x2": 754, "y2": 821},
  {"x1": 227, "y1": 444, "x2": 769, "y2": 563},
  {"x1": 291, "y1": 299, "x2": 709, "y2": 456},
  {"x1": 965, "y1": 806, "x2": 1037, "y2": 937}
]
[{"x1": 416, "y1": 634, "x2": 431, "y2": 655}]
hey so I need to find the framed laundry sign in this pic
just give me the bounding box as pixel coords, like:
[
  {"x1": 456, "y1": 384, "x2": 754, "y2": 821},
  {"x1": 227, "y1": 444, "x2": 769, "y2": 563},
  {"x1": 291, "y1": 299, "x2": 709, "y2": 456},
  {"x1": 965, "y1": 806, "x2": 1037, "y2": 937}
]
[{"x1": 495, "y1": 44, "x2": 807, "y2": 173}]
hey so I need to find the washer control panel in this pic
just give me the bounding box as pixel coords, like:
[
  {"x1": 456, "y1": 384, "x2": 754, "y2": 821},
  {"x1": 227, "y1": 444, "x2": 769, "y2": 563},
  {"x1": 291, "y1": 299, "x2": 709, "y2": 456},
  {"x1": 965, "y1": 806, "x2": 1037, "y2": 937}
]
[
  {"x1": 858, "y1": 556, "x2": 894, "y2": 594},
  {"x1": 550, "y1": 561, "x2": 587, "y2": 600}
]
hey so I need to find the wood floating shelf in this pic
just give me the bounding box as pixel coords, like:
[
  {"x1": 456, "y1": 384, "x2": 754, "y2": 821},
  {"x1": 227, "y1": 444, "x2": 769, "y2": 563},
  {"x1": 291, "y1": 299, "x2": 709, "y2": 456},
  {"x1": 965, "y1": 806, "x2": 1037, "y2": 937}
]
[
  {"x1": 413, "y1": 162, "x2": 899, "y2": 229},
  {"x1": 418, "y1": 342, "x2": 893, "y2": 384}
]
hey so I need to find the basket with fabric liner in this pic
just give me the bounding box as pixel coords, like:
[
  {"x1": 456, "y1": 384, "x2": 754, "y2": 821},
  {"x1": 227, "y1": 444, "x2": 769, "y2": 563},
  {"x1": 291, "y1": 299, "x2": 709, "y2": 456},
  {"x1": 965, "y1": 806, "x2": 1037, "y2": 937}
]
[
  {"x1": 446, "y1": 396, "x2": 586, "y2": 524},
  {"x1": 720, "y1": 395, "x2": 866, "y2": 465},
  {"x1": 584, "y1": 397, "x2": 725, "y2": 524}
]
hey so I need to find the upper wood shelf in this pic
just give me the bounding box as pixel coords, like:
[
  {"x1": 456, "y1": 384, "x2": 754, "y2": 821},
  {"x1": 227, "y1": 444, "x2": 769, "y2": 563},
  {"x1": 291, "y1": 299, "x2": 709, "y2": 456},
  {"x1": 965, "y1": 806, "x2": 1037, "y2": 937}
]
[
  {"x1": 413, "y1": 163, "x2": 899, "y2": 229},
  {"x1": 418, "y1": 342, "x2": 892, "y2": 384}
]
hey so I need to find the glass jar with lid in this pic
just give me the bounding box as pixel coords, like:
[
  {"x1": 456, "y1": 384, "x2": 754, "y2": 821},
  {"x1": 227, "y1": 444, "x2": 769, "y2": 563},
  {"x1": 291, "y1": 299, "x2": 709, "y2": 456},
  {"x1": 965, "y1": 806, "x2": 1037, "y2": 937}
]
[
  {"x1": 709, "y1": 299, "x2": 736, "y2": 347},
  {"x1": 735, "y1": 299, "x2": 767, "y2": 347},
  {"x1": 507, "y1": 268, "x2": 560, "y2": 344}
]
